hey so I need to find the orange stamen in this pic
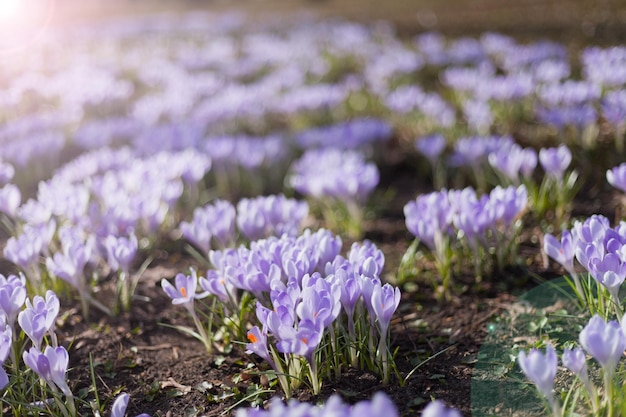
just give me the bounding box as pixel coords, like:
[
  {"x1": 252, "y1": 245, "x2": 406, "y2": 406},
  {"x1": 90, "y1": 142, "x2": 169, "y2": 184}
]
[
  {"x1": 181, "y1": 287, "x2": 187, "y2": 298},
  {"x1": 247, "y1": 333, "x2": 258, "y2": 343},
  {"x1": 300, "y1": 337, "x2": 309, "y2": 344}
]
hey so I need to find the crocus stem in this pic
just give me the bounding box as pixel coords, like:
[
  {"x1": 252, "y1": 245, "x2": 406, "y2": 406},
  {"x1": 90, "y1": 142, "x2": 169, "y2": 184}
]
[
  {"x1": 377, "y1": 327, "x2": 389, "y2": 385},
  {"x1": 564, "y1": 267, "x2": 583, "y2": 308},
  {"x1": 188, "y1": 307, "x2": 212, "y2": 353},
  {"x1": 604, "y1": 371, "x2": 614, "y2": 417},
  {"x1": 117, "y1": 270, "x2": 129, "y2": 313},
  {"x1": 308, "y1": 355, "x2": 320, "y2": 395},
  {"x1": 347, "y1": 313, "x2": 358, "y2": 368},
  {"x1": 329, "y1": 325, "x2": 340, "y2": 379}
]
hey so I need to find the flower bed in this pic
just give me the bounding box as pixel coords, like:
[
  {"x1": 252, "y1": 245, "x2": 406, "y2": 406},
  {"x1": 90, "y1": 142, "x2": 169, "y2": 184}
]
[{"x1": 1, "y1": 10, "x2": 626, "y2": 417}]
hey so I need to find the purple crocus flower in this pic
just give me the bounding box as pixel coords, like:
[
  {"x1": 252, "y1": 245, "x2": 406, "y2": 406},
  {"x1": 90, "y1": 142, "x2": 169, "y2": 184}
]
[
  {"x1": 351, "y1": 391, "x2": 400, "y2": 417},
  {"x1": 348, "y1": 240, "x2": 384, "y2": 277},
  {"x1": 275, "y1": 319, "x2": 324, "y2": 364},
  {"x1": 23, "y1": 346, "x2": 72, "y2": 397},
  {"x1": 562, "y1": 347, "x2": 589, "y2": 385},
  {"x1": 589, "y1": 252, "x2": 626, "y2": 297},
  {"x1": 0, "y1": 316, "x2": 12, "y2": 389},
  {"x1": 579, "y1": 315, "x2": 626, "y2": 376},
  {"x1": 0, "y1": 161, "x2": 14, "y2": 185},
  {"x1": 297, "y1": 276, "x2": 341, "y2": 330},
  {"x1": 489, "y1": 144, "x2": 537, "y2": 184},
  {"x1": 331, "y1": 269, "x2": 361, "y2": 321},
  {"x1": 415, "y1": 134, "x2": 447, "y2": 163},
  {"x1": 111, "y1": 393, "x2": 151, "y2": 417},
  {"x1": 45, "y1": 242, "x2": 91, "y2": 291},
  {"x1": 161, "y1": 269, "x2": 204, "y2": 310},
  {"x1": 245, "y1": 326, "x2": 275, "y2": 370},
  {"x1": 544, "y1": 230, "x2": 576, "y2": 273},
  {"x1": 104, "y1": 233, "x2": 138, "y2": 273},
  {"x1": 607, "y1": 163, "x2": 626, "y2": 193},
  {"x1": 3, "y1": 230, "x2": 44, "y2": 270},
  {"x1": 601, "y1": 89, "x2": 626, "y2": 130},
  {"x1": 180, "y1": 200, "x2": 236, "y2": 253},
  {"x1": 518, "y1": 344, "x2": 558, "y2": 404},
  {"x1": 0, "y1": 273, "x2": 26, "y2": 327},
  {"x1": 371, "y1": 282, "x2": 401, "y2": 337},
  {"x1": 488, "y1": 185, "x2": 528, "y2": 226},
  {"x1": 421, "y1": 400, "x2": 462, "y2": 417},
  {"x1": 18, "y1": 290, "x2": 60, "y2": 350},
  {"x1": 199, "y1": 270, "x2": 237, "y2": 304},
  {"x1": 0, "y1": 183, "x2": 21, "y2": 217},
  {"x1": 539, "y1": 145, "x2": 571, "y2": 181},
  {"x1": 236, "y1": 195, "x2": 308, "y2": 241},
  {"x1": 289, "y1": 148, "x2": 379, "y2": 204},
  {"x1": 404, "y1": 190, "x2": 453, "y2": 251}
]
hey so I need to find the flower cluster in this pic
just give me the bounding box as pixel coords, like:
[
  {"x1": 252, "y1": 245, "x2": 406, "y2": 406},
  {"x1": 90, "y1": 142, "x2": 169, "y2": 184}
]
[
  {"x1": 235, "y1": 391, "x2": 461, "y2": 417},
  {"x1": 519, "y1": 314, "x2": 626, "y2": 416},
  {"x1": 404, "y1": 185, "x2": 527, "y2": 295},
  {"x1": 288, "y1": 148, "x2": 379, "y2": 238},
  {"x1": 544, "y1": 214, "x2": 626, "y2": 318},
  {"x1": 163, "y1": 229, "x2": 401, "y2": 394}
]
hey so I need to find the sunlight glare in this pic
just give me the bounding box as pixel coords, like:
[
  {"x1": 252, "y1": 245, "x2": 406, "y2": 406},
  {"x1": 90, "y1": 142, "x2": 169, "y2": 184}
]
[
  {"x1": 0, "y1": 0, "x2": 55, "y2": 54},
  {"x1": 0, "y1": 0, "x2": 24, "y2": 22}
]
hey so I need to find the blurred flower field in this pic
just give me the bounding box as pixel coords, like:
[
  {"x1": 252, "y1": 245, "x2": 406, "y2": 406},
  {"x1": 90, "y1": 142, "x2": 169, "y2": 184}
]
[{"x1": 3, "y1": 7, "x2": 626, "y2": 417}]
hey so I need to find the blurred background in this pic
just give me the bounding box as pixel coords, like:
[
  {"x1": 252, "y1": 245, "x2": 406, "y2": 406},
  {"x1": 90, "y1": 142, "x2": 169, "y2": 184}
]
[{"x1": 47, "y1": 0, "x2": 626, "y2": 43}]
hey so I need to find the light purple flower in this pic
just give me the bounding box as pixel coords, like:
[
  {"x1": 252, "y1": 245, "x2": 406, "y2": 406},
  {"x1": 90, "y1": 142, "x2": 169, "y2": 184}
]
[
  {"x1": 45, "y1": 242, "x2": 91, "y2": 291},
  {"x1": 180, "y1": 200, "x2": 236, "y2": 253},
  {"x1": 161, "y1": 269, "x2": 204, "y2": 309},
  {"x1": 518, "y1": 344, "x2": 558, "y2": 403},
  {"x1": 199, "y1": 270, "x2": 237, "y2": 304},
  {"x1": 23, "y1": 346, "x2": 71, "y2": 396},
  {"x1": 371, "y1": 283, "x2": 401, "y2": 337},
  {"x1": 539, "y1": 145, "x2": 571, "y2": 180},
  {"x1": 275, "y1": 319, "x2": 324, "y2": 364},
  {"x1": 348, "y1": 240, "x2": 384, "y2": 277},
  {"x1": 0, "y1": 161, "x2": 14, "y2": 185},
  {"x1": 562, "y1": 347, "x2": 588, "y2": 384},
  {"x1": 331, "y1": 269, "x2": 361, "y2": 320},
  {"x1": 245, "y1": 326, "x2": 274, "y2": 369},
  {"x1": 351, "y1": 392, "x2": 400, "y2": 417},
  {"x1": 289, "y1": 148, "x2": 379, "y2": 203},
  {"x1": 588, "y1": 253, "x2": 626, "y2": 300},
  {"x1": 488, "y1": 185, "x2": 528, "y2": 226},
  {"x1": 0, "y1": 273, "x2": 27, "y2": 327},
  {"x1": 297, "y1": 276, "x2": 341, "y2": 330},
  {"x1": 295, "y1": 118, "x2": 392, "y2": 150},
  {"x1": 579, "y1": 315, "x2": 626, "y2": 375},
  {"x1": 18, "y1": 290, "x2": 60, "y2": 350},
  {"x1": 111, "y1": 393, "x2": 151, "y2": 417},
  {"x1": 421, "y1": 400, "x2": 463, "y2": 417},
  {"x1": 3, "y1": 230, "x2": 43, "y2": 270},
  {"x1": 0, "y1": 183, "x2": 20, "y2": 217},
  {"x1": 488, "y1": 144, "x2": 537, "y2": 184},
  {"x1": 236, "y1": 195, "x2": 308, "y2": 241},
  {"x1": 404, "y1": 190, "x2": 453, "y2": 251},
  {"x1": 104, "y1": 233, "x2": 138, "y2": 272},
  {"x1": 449, "y1": 135, "x2": 514, "y2": 168},
  {"x1": 415, "y1": 134, "x2": 447, "y2": 164},
  {"x1": 602, "y1": 89, "x2": 626, "y2": 130},
  {"x1": 544, "y1": 230, "x2": 576, "y2": 272},
  {"x1": 607, "y1": 163, "x2": 626, "y2": 193},
  {"x1": 0, "y1": 316, "x2": 11, "y2": 389}
]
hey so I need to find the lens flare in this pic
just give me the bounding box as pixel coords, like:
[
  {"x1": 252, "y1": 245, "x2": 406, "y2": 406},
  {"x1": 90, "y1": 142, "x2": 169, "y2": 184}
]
[{"x1": 0, "y1": 0, "x2": 55, "y2": 55}]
